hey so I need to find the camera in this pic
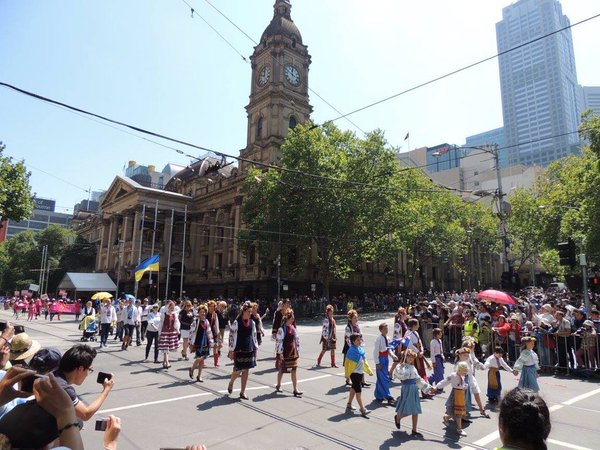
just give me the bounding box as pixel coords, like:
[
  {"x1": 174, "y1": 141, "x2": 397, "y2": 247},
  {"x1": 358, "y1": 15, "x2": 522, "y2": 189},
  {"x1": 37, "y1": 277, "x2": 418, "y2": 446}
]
[{"x1": 95, "y1": 418, "x2": 108, "y2": 432}]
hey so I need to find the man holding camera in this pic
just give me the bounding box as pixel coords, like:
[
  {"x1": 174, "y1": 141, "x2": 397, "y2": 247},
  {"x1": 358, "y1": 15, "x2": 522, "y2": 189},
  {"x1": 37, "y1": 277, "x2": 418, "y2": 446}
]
[{"x1": 54, "y1": 344, "x2": 115, "y2": 421}]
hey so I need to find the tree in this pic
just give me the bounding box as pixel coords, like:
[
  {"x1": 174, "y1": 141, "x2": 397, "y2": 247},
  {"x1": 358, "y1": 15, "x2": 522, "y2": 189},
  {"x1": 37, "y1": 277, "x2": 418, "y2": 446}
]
[
  {"x1": 0, "y1": 142, "x2": 34, "y2": 222},
  {"x1": 240, "y1": 122, "x2": 410, "y2": 298}
]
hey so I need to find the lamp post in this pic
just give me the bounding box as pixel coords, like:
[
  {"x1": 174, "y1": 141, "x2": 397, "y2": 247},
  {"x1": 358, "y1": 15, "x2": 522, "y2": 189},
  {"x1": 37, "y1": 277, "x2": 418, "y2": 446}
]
[{"x1": 538, "y1": 204, "x2": 590, "y2": 313}]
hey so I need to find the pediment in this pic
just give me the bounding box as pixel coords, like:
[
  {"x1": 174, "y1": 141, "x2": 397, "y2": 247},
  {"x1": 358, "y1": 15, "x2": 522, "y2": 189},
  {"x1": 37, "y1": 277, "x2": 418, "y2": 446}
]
[{"x1": 100, "y1": 176, "x2": 139, "y2": 209}]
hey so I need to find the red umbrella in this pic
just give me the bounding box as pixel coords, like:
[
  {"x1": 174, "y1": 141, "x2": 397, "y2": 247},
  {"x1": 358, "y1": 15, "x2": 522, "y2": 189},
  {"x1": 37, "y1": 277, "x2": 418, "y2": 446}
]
[{"x1": 477, "y1": 289, "x2": 516, "y2": 305}]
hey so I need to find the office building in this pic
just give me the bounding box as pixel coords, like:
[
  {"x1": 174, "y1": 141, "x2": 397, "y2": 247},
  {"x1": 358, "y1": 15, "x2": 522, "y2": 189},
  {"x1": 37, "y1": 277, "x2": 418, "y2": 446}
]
[
  {"x1": 496, "y1": 0, "x2": 581, "y2": 167},
  {"x1": 1, "y1": 198, "x2": 71, "y2": 241}
]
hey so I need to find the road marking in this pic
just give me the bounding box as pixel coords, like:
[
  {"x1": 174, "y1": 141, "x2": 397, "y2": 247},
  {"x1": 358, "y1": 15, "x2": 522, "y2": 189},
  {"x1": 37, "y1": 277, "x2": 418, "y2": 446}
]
[
  {"x1": 547, "y1": 439, "x2": 592, "y2": 450},
  {"x1": 464, "y1": 386, "x2": 600, "y2": 449}
]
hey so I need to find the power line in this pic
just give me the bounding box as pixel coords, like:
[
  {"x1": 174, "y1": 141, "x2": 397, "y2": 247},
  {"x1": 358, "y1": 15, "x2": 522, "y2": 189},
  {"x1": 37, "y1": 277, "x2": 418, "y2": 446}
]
[
  {"x1": 0, "y1": 82, "x2": 469, "y2": 195},
  {"x1": 322, "y1": 12, "x2": 600, "y2": 125}
]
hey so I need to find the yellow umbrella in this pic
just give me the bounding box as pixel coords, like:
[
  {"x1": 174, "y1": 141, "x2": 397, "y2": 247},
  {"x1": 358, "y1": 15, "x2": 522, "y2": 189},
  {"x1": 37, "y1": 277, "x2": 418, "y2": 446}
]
[{"x1": 91, "y1": 292, "x2": 113, "y2": 300}]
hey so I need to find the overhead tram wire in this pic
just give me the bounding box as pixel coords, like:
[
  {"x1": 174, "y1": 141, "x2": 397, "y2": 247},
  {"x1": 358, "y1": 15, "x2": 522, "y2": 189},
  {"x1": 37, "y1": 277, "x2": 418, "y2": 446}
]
[
  {"x1": 320, "y1": 12, "x2": 600, "y2": 126},
  {"x1": 200, "y1": 0, "x2": 366, "y2": 134},
  {"x1": 0, "y1": 82, "x2": 471, "y2": 195}
]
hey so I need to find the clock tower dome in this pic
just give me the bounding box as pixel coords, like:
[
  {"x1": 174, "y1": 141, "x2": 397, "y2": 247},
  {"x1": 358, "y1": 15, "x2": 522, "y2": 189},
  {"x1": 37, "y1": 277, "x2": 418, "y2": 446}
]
[{"x1": 241, "y1": 0, "x2": 312, "y2": 170}]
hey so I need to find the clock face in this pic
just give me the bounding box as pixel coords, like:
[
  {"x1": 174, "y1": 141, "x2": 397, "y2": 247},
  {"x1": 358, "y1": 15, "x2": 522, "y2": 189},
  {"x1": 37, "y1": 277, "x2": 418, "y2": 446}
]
[
  {"x1": 258, "y1": 66, "x2": 271, "y2": 86},
  {"x1": 284, "y1": 64, "x2": 301, "y2": 86}
]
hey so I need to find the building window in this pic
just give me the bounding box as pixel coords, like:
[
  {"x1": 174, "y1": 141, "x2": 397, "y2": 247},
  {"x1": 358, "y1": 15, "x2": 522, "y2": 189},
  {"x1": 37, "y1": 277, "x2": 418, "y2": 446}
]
[
  {"x1": 203, "y1": 228, "x2": 210, "y2": 246},
  {"x1": 248, "y1": 245, "x2": 256, "y2": 265},
  {"x1": 217, "y1": 226, "x2": 224, "y2": 243},
  {"x1": 257, "y1": 117, "x2": 263, "y2": 140},
  {"x1": 289, "y1": 116, "x2": 297, "y2": 129}
]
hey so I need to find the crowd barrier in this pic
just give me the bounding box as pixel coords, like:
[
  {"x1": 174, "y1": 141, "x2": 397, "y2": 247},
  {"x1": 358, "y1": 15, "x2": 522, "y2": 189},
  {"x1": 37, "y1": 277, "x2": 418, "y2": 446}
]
[{"x1": 419, "y1": 322, "x2": 599, "y2": 374}]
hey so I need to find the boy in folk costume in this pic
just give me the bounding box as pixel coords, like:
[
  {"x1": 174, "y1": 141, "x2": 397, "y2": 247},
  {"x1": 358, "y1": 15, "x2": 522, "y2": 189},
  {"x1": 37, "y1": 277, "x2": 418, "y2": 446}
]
[
  {"x1": 405, "y1": 318, "x2": 433, "y2": 399},
  {"x1": 316, "y1": 304, "x2": 338, "y2": 368},
  {"x1": 513, "y1": 336, "x2": 540, "y2": 392},
  {"x1": 428, "y1": 328, "x2": 445, "y2": 386},
  {"x1": 393, "y1": 349, "x2": 434, "y2": 437},
  {"x1": 373, "y1": 323, "x2": 397, "y2": 405},
  {"x1": 434, "y1": 361, "x2": 470, "y2": 437},
  {"x1": 483, "y1": 346, "x2": 514, "y2": 403}
]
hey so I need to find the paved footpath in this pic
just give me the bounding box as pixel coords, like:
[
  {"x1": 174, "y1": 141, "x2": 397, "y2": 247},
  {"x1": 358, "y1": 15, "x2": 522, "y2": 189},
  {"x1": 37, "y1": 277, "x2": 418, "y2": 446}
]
[{"x1": 4, "y1": 310, "x2": 600, "y2": 450}]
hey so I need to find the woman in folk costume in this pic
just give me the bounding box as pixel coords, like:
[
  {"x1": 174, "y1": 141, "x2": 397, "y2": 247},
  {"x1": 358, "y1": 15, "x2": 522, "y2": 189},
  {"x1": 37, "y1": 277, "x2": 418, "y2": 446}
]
[
  {"x1": 483, "y1": 345, "x2": 515, "y2": 403},
  {"x1": 206, "y1": 300, "x2": 220, "y2": 367},
  {"x1": 343, "y1": 310, "x2": 368, "y2": 387},
  {"x1": 188, "y1": 304, "x2": 214, "y2": 382},
  {"x1": 275, "y1": 309, "x2": 302, "y2": 397},
  {"x1": 316, "y1": 304, "x2": 337, "y2": 367},
  {"x1": 373, "y1": 323, "x2": 397, "y2": 405},
  {"x1": 228, "y1": 301, "x2": 259, "y2": 400},
  {"x1": 404, "y1": 318, "x2": 433, "y2": 399},
  {"x1": 389, "y1": 307, "x2": 408, "y2": 377},
  {"x1": 434, "y1": 361, "x2": 470, "y2": 437},
  {"x1": 393, "y1": 349, "x2": 434, "y2": 437},
  {"x1": 344, "y1": 334, "x2": 374, "y2": 418},
  {"x1": 157, "y1": 300, "x2": 180, "y2": 369},
  {"x1": 513, "y1": 336, "x2": 540, "y2": 392}
]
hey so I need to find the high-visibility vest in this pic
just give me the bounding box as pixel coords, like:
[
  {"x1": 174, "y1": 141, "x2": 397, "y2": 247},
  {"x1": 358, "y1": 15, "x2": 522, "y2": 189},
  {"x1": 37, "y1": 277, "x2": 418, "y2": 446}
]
[{"x1": 463, "y1": 319, "x2": 479, "y2": 343}]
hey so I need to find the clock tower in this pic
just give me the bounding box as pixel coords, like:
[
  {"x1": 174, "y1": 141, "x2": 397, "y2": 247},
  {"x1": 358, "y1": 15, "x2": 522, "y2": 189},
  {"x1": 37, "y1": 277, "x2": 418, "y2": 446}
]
[{"x1": 241, "y1": 0, "x2": 312, "y2": 169}]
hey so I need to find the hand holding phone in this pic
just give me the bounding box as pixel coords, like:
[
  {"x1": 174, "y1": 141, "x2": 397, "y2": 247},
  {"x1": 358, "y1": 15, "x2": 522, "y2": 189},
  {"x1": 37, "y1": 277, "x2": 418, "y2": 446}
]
[
  {"x1": 96, "y1": 372, "x2": 113, "y2": 384},
  {"x1": 95, "y1": 418, "x2": 108, "y2": 431}
]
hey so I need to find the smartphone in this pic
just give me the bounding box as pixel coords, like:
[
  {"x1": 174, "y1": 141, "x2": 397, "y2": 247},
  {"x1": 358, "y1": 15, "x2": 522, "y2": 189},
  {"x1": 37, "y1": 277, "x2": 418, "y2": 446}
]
[
  {"x1": 14, "y1": 325, "x2": 25, "y2": 334},
  {"x1": 96, "y1": 371, "x2": 112, "y2": 384},
  {"x1": 95, "y1": 418, "x2": 108, "y2": 432},
  {"x1": 0, "y1": 322, "x2": 5, "y2": 332}
]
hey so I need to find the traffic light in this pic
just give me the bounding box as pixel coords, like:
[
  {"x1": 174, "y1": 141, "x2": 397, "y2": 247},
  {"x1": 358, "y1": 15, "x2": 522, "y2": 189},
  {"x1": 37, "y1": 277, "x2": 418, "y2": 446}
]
[{"x1": 557, "y1": 239, "x2": 577, "y2": 267}]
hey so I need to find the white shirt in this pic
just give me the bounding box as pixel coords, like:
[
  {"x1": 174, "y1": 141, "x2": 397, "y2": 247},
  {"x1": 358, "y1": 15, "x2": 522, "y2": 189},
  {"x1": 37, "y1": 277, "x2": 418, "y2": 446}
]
[
  {"x1": 146, "y1": 311, "x2": 161, "y2": 332},
  {"x1": 123, "y1": 304, "x2": 141, "y2": 325},
  {"x1": 394, "y1": 364, "x2": 432, "y2": 392},
  {"x1": 100, "y1": 305, "x2": 117, "y2": 324},
  {"x1": 429, "y1": 338, "x2": 443, "y2": 359},
  {"x1": 483, "y1": 355, "x2": 513, "y2": 372},
  {"x1": 436, "y1": 372, "x2": 468, "y2": 391},
  {"x1": 406, "y1": 329, "x2": 422, "y2": 353},
  {"x1": 373, "y1": 334, "x2": 394, "y2": 362}
]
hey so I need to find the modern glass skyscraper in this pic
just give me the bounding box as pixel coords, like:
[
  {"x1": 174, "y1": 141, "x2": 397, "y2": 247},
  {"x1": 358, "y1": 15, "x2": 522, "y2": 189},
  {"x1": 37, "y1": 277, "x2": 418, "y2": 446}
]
[{"x1": 496, "y1": 0, "x2": 581, "y2": 167}]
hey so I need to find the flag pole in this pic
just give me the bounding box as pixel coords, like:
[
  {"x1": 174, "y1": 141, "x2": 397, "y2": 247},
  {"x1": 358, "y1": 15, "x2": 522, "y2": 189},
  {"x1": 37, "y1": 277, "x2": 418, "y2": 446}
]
[
  {"x1": 134, "y1": 204, "x2": 146, "y2": 299},
  {"x1": 165, "y1": 208, "x2": 174, "y2": 301},
  {"x1": 179, "y1": 204, "x2": 187, "y2": 300},
  {"x1": 148, "y1": 199, "x2": 159, "y2": 300}
]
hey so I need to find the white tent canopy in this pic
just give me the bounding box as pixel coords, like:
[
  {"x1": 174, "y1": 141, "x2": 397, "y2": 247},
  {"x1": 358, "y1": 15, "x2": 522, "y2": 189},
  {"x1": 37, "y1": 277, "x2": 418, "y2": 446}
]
[{"x1": 57, "y1": 272, "x2": 117, "y2": 292}]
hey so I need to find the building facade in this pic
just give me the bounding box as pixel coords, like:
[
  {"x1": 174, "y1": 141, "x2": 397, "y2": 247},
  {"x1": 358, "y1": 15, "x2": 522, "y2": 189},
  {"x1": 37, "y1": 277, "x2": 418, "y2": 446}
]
[
  {"x1": 1, "y1": 197, "x2": 71, "y2": 241},
  {"x1": 580, "y1": 86, "x2": 600, "y2": 117},
  {"x1": 496, "y1": 0, "x2": 581, "y2": 167}
]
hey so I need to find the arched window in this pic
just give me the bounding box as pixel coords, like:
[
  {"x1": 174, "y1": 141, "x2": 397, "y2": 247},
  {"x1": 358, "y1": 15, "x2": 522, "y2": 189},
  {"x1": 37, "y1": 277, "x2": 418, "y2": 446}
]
[
  {"x1": 256, "y1": 117, "x2": 263, "y2": 140},
  {"x1": 289, "y1": 116, "x2": 297, "y2": 129}
]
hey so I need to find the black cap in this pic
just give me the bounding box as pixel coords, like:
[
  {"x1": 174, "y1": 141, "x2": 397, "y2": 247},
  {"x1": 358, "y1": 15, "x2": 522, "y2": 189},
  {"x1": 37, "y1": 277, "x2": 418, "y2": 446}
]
[{"x1": 0, "y1": 400, "x2": 58, "y2": 448}]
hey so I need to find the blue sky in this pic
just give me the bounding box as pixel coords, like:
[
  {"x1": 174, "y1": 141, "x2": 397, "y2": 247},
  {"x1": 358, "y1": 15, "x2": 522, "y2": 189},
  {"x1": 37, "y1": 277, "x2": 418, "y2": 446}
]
[{"x1": 1, "y1": 0, "x2": 598, "y2": 213}]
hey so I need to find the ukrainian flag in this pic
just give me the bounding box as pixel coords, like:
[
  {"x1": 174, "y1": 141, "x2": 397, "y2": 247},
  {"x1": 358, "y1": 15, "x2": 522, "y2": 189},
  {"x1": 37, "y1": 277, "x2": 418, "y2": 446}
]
[{"x1": 134, "y1": 255, "x2": 160, "y2": 282}]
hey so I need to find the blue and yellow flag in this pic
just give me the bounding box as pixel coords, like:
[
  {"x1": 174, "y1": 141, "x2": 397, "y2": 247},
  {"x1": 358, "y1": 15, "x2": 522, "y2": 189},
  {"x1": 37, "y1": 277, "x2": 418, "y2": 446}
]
[{"x1": 134, "y1": 255, "x2": 159, "y2": 282}]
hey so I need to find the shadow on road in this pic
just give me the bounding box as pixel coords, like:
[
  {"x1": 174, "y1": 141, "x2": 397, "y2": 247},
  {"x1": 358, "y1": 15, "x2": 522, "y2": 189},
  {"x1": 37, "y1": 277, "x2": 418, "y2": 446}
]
[{"x1": 196, "y1": 395, "x2": 237, "y2": 411}]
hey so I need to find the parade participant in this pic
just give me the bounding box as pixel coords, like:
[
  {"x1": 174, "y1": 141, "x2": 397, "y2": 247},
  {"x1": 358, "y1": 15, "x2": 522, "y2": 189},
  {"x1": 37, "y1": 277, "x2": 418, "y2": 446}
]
[
  {"x1": 53, "y1": 344, "x2": 115, "y2": 421},
  {"x1": 27, "y1": 300, "x2": 35, "y2": 322},
  {"x1": 483, "y1": 346, "x2": 514, "y2": 403},
  {"x1": 250, "y1": 302, "x2": 264, "y2": 349},
  {"x1": 99, "y1": 298, "x2": 117, "y2": 348},
  {"x1": 344, "y1": 334, "x2": 373, "y2": 418},
  {"x1": 457, "y1": 338, "x2": 489, "y2": 418},
  {"x1": 405, "y1": 319, "x2": 432, "y2": 398},
  {"x1": 113, "y1": 300, "x2": 124, "y2": 342},
  {"x1": 271, "y1": 299, "x2": 289, "y2": 340},
  {"x1": 188, "y1": 305, "x2": 213, "y2": 382},
  {"x1": 275, "y1": 309, "x2": 302, "y2": 396},
  {"x1": 393, "y1": 349, "x2": 434, "y2": 436},
  {"x1": 82, "y1": 301, "x2": 95, "y2": 318},
  {"x1": 513, "y1": 336, "x2": 540, "y2": 392},
  {"x1": 207, "y1": 301, "x2": 221, "y2": 367},
  {"x1": 133, "y1": 299, "x2": 143, "y2": 346},
  {"x1": 316, "y1": 304, "x2": 337, "y2": 367},
  {"x1": 389, "y1": 307, "x2": 408, "y2": 377},
  {"x1": 216, "y1": 301, "x2": 228, "y2": 349},
  {"x1": 144, "y1": 304, "x2": 161, "y2": 363},
  {"x1": 373, "y1": 323, "x2": 396, "y2": 405},
  {"x1": 178, "y1": 301, "x2": 194, "y2": 361},
  {"x1": 139, "y1": 298, "x2": 150, "y2": 343},
  {"x1": 434, "y1": 361, "x2": 470, "y2": 437},
  {"x1": 228, "y1": 301, "x2": 258, "y2": 400},
  {"x1": 158, "y1": 301, "x2": 180, "y2": 369},
  {"x1": 343, "y1": 310, "x2": 366, "y2": 386},
  {"x1": 121, "y1": 298, "x2": 139, "y2": 351},
  {"x1": 428, "y1": 328, "x2": 445, "y2": 386},
  {"x1": 497, "y1": 388, "x2": 551, "y2": 450}
]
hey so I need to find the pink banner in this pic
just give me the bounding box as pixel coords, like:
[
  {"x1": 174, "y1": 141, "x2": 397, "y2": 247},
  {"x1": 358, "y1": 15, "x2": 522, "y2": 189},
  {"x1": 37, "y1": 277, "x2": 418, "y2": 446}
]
[{"x1": 49, "y1": 302, "x2": 81, "y2": 314}]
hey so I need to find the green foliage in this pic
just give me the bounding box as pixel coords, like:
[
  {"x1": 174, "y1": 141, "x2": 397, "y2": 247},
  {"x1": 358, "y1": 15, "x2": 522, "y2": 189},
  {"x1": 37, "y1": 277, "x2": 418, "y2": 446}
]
[
  {"x1": 579, "y1": 110, "x2": 600, "y2": 158},
  {"x1": 0, "y1": 143, "x2": 34, "y2": 222},
  {"x1": 240, "y1": 122, "x2": 500, "y2": 295}
]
